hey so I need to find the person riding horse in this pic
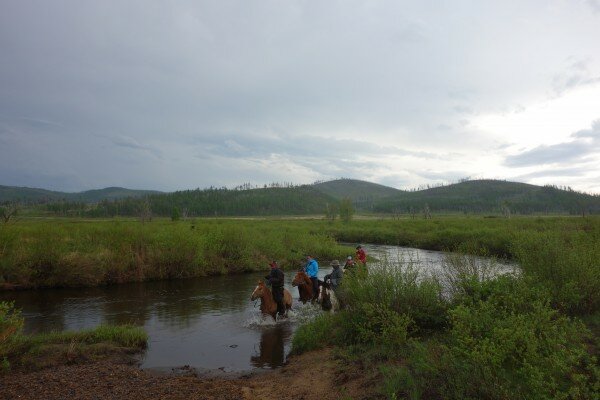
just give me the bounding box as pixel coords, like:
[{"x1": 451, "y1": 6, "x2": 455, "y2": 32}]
[
  {"x1": 265, "y1": 261, "x2": 285, "y2": 317},
  {"x1": 323, "y1": 259, "x2": 343, "y2": 291},
  {"x1": 344, "y1": 256, "x2": 356, "y2": 272},
  {"x1": 356, "y1": 245, "x2": 367, "y2": 268},
  {"x1": 304, "y1": 255, "x2": 319, "y2": 301}
]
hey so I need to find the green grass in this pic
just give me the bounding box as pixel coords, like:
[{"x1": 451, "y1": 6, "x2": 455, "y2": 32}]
[
  {"x1": 291, "y1": 217, "x2": 600, "y2": 399},
  {"x1": 0, "y1": 218, "x2": 350, "y2": 288},
  {"x1": 9, "y1": 324, "x2": 148, "y2": 351},
  {"x1": 2, "y1": 216, "x2": 599, "y2": 316},
  {"x1": 0, "y1": 301, "x2": 147, "y2": 373}
]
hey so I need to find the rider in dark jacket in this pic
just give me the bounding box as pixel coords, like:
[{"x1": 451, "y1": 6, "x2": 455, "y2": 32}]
[
  {"x1": 324, "y1": 260, "x2": 343, "y2": 290},
  {"x1": 265, "y1": 261, "x2": 285, "y2": 317}
]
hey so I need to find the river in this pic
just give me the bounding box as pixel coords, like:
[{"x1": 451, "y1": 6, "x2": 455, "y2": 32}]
[{"x1": 0, "y1": 244, "x2": 515, "y2": 373}]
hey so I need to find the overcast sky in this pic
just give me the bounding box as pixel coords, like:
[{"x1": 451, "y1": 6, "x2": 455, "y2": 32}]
[{"x1": 1, "y1": 1, "x2": 599, "y2": 193}]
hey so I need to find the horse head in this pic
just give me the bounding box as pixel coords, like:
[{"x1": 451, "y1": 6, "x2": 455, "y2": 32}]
[
  {"x1": 292, "y1": 271, "x2": 309, "y2": 287},
  {"x1": 251, "y1": 280, "x2": 266, "y2": 301}
]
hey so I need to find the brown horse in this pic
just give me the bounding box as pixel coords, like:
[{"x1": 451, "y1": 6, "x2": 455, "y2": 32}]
[
  {"x1": 250, "y1": 281, "x2": 292, "y2": 320},
  {"x1": 292, "y1": 270, "x2": 314, "y2": 304}
]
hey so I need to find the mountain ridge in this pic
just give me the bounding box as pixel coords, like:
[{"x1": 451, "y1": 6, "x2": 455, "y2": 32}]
[
  {"x1": 0, "y1": 185, "x2": 162, "y2": 203},
  {"x1": 2, "y1": 179, "x2": 598, "y2": 216}
]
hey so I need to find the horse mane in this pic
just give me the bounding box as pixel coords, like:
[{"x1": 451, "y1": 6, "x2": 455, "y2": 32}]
[{"x1": 300, "y1": 271, "x2": 311, "y2": 285}]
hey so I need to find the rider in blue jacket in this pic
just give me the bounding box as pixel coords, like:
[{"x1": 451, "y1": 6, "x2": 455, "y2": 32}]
[{"x1": 304, "y1": 255, "x2": 319, "y2": 300}]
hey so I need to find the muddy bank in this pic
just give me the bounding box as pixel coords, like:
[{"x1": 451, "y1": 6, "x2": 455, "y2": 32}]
[{"x1": 0, "y1": 349, "x2": 381, "y2": 400}]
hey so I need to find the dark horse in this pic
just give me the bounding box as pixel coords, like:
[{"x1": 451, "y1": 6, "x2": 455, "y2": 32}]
[
  {"x1": 291, "y1": 270, "x2": 314, "y2": 304},
  {"x1": 318, "y1": 279, "x2": 339, "y2": 313}
]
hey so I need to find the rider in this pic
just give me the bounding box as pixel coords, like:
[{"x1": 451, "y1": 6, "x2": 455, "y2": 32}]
[
  {"x1": 304, "y1": 255, "x2": 319, "y2": 300},
  {"x1": 343, "y1": 256, "x2": 355, "y2": 271},
  {"x1": 265, "y1": 261, "x2": 285, "y2": 317},
  {"x1": 356, "y1": 245, "x2": 367, "y2": 267},
  {"x1": 324, "y1": 259, "x2": 343, "y2": 290}
]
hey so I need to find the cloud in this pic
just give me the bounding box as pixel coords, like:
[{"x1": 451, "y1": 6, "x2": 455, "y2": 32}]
[
  {"x1": 111, "y1": 135, "x2": 163, "y2": 159},
  {"x1": 192, "y1": 132, "x2": 446, "y2": 162},
  {"x1": 552, "y1": 58, "x2": 600, "y2": 96},
  {"x1": 504, "y1": 120, "x2": 600, "y2": 167},
  {"x1": 513, "y1": 166, "x2": 591, "y2": 180},
  {"x1": 587, "y1": 0, "x2": 600, "y2": 14},
  {"x1": 410, "y1": 169, "x2": 472, "y2": 182},
  {"x1": 1, "y1": 2, "x2": 600, "y2": 192}
]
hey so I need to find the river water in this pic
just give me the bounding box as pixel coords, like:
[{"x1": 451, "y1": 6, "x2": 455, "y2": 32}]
[{"x1": 0, "y1": 244, "x2": 515, "y2": 373}]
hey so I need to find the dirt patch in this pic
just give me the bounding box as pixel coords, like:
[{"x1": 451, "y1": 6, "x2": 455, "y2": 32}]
[{"x1": 0, "y1": 348, "x2": 383, "y2": 400}]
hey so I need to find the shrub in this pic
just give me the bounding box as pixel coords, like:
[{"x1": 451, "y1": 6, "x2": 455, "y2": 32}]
[
  {"x1": 291, "y1": 313, "x2": 338, "y2": 354},
  {"x1": 0, "y1": 301, "x2": 23, "y2": 348},
  {"x1": 340, "y1": 261, "x2": 447, "y2": 334},
  {"x1": 513, "y1": 231, "x2": 600, "y2": 315},
  {"x1": 393, "y1": 276, "x2": 599, "y2": 400},
  {"x1": 0, "y1": 301, "x2": 24, "y2": 372},
  {"x1": 349, "y1": 303, "x2": 413, "y2": 349}
]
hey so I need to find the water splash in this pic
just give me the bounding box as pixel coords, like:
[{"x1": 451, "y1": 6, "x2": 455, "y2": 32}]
[{"x1": 243, "y1": 300, "x2": 323, "y2": 328}]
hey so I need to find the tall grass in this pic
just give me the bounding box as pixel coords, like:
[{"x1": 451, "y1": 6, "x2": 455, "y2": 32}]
[
  {"x1": 293, "y1": 234, "x2": 599, "y2": 399},
  {"x1": 0, "y1": 219, "x2": 348, "y2": 288},
  {"x1": 513, "y1": 229, "x2": 600, "y2": 316},
  {"x1": 293, "y1": 259, "x2": 447, "y2": 357}
]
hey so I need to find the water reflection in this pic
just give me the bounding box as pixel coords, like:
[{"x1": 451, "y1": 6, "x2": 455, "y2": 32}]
[{"x1": 250, "y1": 324, "x2": 292, "y2": 368}]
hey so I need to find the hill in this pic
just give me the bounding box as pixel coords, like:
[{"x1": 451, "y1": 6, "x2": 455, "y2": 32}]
[
  {"x1": 0, "y1": 185, "x2": 161, "y2": 204},
  {"x1": 85, "y1": 185, "x2": 337, "y2": 217},
  {"x1": 373, "y1": 180, "x2": 600, "y2": 215},
  {"x1": 4, "y1": 179, "x2": 599, "y2": 217},
  {"x1": 72, "y1": 187, "x2": 162, "y2": 202},
  {"x1": 313, "y1": 179, "x2": 401, "y2": 210}
]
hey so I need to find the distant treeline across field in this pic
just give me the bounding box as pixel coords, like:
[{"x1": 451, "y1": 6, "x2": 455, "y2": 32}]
[{"x1": 2, "y1": 179, "x2": 599, "y2": 217}]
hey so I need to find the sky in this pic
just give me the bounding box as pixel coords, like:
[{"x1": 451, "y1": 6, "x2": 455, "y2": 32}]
[{"x1": 1, "y1": 0, "x2": 599, "y2": 193}]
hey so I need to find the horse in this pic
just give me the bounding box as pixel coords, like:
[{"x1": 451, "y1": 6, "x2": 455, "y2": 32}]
[
  {"x1": 250, "y1": 281, "x2": 292, "y2": 320},
  {"x1": 291, "y1": 270, "x2": 314, "y2": 304},
  {"x1": 317, "y1": 279, "x2": 340, "y2": 313}
]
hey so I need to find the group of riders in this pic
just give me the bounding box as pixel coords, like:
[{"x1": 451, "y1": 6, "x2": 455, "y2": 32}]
[{"x1": 265, "y1": 245, "x2": 367, "y2": 317}]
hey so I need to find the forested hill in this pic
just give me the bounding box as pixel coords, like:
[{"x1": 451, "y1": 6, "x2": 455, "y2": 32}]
[
  {"x1": 5, "y1": 179, "x2": 600, "y2": 217},
  {"x1": 372, "y1": 180, "x2": 600, "y2": 215},
  {"x1": 83, "y1": 185, "x2": 337, "y2": 217},
  {"x1": 313, "y1": 179, "x2": 401, "y2": 209},
  {"x1": 0, "y1": 185, "x2": 161, "y2": 204}
]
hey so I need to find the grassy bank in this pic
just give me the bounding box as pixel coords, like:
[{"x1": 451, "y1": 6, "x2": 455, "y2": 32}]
[
  {"x1": 0, "y1": 218, "x2": 349, "y2": 289},
  {"x1": 1, "y1": 216, "x2": 598, "y2": 293},
  {"x1": 1, "y1": 301, "x2": 147, "y2": 373},
  {"x1": 294, "y1": 274, "x2": 599, "y2": 399},
  {"x1": 292, "y1": 217, "x2": 600, "y2": 399},
  {"x1": 318, "y1": 216, "x2": 600, "y2": 258}
]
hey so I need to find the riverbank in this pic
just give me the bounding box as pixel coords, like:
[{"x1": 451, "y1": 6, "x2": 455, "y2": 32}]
[
  {"x1": 0, "y1": 219, "x2": 350, "y2": 289},
  {"x1": 0, "y1": 348, "x2": 375, "y2": 400},
  {"x1": 2, "y1": 216, "x2": 598, "y2": 291},
  {"x1": 291, "y1": 251, "x2": 599, "y2": 399},
  {"x1": 0, "y1": 323, "x2": 148, "y2": 373}
]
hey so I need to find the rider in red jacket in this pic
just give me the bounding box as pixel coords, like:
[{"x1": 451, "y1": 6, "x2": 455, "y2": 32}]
[{"x1": 355, "y1": 245, "x2": 367, "y2": 266}]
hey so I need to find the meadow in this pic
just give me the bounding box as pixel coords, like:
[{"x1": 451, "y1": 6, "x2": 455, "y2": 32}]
[
  {"x1": 0, "y1": 218, "x2": 349, "y2": 289},
  {"x1": 293, "y1": 216, "x2": 600, "y2": 399},
  {"x1": 0, "y1": 216, "x2": 598, "y2": 300},
  {"x1": 0, "y1": 215, "x2": 598, "y2": 396}
]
